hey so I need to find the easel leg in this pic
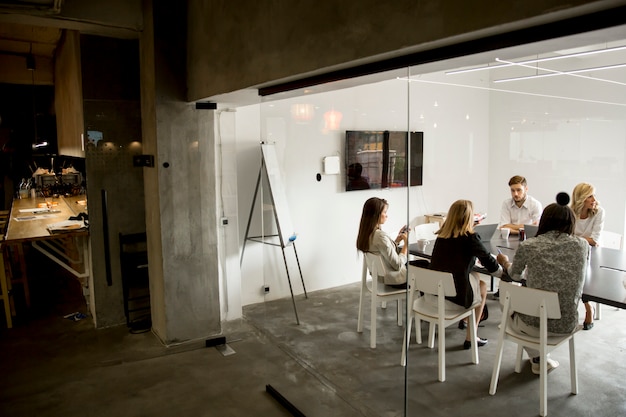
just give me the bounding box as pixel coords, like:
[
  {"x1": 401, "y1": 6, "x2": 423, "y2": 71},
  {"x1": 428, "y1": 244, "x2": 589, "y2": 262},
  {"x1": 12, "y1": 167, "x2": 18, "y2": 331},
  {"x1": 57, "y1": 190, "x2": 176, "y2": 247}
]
[
  {"x1": 281, "y1": 246, "x2": 299, "y2": 325},
  {"x1": 240, "y1": 163, "x2": 263, "y2": 266},
  {"x1": 292, "y1": 242, "x2": 307, "y2": 298}
]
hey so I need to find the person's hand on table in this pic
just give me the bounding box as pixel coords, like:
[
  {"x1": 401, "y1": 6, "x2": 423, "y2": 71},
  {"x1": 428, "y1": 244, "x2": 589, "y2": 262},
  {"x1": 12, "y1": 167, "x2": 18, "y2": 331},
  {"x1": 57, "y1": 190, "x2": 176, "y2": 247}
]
[{"x1": 497, "y1": 254, "x2": 512, "y2": 271}]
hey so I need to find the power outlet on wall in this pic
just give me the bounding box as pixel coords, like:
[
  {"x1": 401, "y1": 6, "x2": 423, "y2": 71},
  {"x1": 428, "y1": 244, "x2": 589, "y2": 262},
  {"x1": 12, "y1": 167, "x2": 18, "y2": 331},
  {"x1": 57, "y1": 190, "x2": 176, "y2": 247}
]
[{"x1": 262, "y1": 285, "x2": 270, "y2": 294}]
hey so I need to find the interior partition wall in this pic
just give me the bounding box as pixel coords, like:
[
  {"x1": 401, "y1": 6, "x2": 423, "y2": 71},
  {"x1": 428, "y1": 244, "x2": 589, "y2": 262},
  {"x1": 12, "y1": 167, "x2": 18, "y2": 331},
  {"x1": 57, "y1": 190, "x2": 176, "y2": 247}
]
[{"x1": 234, "y1": 25, "x2": 626, "y2": 415}]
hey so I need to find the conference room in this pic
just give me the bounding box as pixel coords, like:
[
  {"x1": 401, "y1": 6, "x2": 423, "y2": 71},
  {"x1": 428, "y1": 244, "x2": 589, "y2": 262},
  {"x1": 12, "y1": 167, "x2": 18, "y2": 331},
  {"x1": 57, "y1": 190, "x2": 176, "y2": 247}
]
[{"x1": 227, "y1": 23, "x2": 626, "y2": 416}]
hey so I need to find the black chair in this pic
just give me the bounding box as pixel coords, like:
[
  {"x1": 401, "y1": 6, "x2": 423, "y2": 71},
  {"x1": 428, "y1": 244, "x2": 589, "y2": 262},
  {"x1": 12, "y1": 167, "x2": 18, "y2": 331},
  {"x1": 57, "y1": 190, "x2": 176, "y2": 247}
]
[{"x1": 119, "y1": 232, "x2": 151, "y2": 330}]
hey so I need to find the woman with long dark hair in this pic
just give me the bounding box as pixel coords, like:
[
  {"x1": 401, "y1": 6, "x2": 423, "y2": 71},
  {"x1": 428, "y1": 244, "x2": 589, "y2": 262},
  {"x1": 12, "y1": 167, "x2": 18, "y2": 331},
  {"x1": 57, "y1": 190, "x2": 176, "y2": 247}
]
[{"x1": 356, "y1": 197, "x2": 409, "y2": 287}]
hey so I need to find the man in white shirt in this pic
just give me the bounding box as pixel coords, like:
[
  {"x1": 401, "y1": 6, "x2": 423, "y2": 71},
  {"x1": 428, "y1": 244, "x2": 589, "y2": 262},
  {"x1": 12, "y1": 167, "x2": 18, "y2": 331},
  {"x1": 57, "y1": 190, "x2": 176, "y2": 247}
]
[{"x1": 499, "y1": 175, "x2": 542, "y2": 235}]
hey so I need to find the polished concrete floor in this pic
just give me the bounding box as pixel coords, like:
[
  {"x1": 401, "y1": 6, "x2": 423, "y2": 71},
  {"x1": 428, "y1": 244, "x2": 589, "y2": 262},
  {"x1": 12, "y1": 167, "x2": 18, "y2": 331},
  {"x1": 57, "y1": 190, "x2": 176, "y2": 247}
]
[{"x1": 1, "y1": 265, "x2": 625, "y2": 417}]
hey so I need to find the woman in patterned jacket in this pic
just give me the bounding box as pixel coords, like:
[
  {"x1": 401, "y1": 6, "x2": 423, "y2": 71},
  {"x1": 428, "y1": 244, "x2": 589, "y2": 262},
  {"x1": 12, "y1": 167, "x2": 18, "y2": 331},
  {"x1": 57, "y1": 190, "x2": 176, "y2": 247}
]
[{"x1": 496, "y1": 192, "x2": 589, "y2": 375}]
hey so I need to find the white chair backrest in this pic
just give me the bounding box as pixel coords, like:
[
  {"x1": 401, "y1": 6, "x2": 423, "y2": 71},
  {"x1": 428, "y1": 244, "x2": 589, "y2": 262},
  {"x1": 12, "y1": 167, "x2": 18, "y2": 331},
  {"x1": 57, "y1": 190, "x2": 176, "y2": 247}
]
[
  {"x1": 364, "y1": 252, "x2": 386, "y2": 279},
  {"x1": 499, "y1": 282, "x2": 561, "y2": 319},
  {"x1": 414, "y1": 223, "x2": 439, "y2": 241},
  {"x1": 600, "y1": 230, "x2": 622, "y2": 250},
  {"x1": 409, "y1": 265, "x2": 456, "y2": 297}
]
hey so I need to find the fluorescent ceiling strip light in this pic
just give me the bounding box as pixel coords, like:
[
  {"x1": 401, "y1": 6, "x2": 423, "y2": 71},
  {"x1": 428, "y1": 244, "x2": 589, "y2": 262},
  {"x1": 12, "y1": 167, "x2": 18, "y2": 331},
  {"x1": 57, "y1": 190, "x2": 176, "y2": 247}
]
[
  {"x1": 494, "y1": 58, "x2": 626, "y2": 86},
  {"x1": 446, "y1": 44, "x2": 626, "y2": 75},
  {"x1": 397, "y1": 76, "x2": 626, "y2": 107},
  {"x1": 494, "y1": 62, "x2": 626, "y2": 83}
]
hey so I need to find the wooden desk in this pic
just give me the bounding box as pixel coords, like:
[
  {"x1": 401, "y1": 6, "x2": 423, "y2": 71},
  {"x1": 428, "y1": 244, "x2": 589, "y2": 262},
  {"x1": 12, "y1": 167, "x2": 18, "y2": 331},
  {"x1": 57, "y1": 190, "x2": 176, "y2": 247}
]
[
  {"x1": 6, "y1": 196, "x2": 87, "y2": 241},
  {"x1": 1, "y1": 196, "x2": 90, "y2": 325},
  {"x1": 409, "y1": 236, "x2": 626, "y2": 309},
  {"x1": 424, "y1": 214, "x2": 446, "y2": 226}
]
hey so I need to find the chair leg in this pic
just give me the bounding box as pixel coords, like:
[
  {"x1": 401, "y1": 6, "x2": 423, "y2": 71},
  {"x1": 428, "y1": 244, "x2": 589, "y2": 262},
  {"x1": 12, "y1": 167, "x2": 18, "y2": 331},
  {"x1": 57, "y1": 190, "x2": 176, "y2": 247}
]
[
  {"x1": 416, "y1": 318, "x2": 422, "y2": 344},
  {"x1": 370, "y1": 291, "x2": 377, "y2": 349},
  {"x1": 401, "y1": 314, "x2": 413, "y2": 366},
  {"x1": 540, "y1": 354, "x2": 548, "y2": 417},
  {"x1": 569, "y1": 338, "x2": 578, "y2": 394},
  {"x1": 438, "y1": 319, "x2": 445, "y2": 382},
  {"x1": 396, "y1": 299, "x2": 402, "y2": 326},
  {"x1": 488, "y1": 334, "x2": 505, "y2": 395},
  {"x1": 468, "y1": 311, "x2": 479, "y2": 364},
  {"x1": 357, "y1": 283, "x2": 365, "y2": 333},
  {"x1": 514, "y1": 345, "x2": 524, "y2": 373},
  {"x1": 427, "y1": 322, "x2": 436, "y2": 349},
  {"x1": 595, "y1": 302, "x2": 601, "y2": 320}
]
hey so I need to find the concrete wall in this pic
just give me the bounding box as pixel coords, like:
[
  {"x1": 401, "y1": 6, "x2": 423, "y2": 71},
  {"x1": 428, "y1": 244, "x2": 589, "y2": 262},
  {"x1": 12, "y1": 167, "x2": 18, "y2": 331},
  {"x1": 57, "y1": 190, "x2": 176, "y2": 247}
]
[
  {"x1": 146, "y1": 1, "x2": 221, "y2": 344},
  {"x1": 186, "y1": 0, "x2": 622, "y2": 101}
]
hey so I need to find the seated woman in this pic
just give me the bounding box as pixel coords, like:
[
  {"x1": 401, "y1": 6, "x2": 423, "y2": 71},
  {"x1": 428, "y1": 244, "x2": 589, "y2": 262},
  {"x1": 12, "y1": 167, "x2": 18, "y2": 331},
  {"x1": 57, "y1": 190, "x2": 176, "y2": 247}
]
[
  {"x1": 571, "y1": 182, "x2": 605, "y2": 330},
  {"x1": 497, "y1": 193, "x2": 589, "y2": 375},
  {"x1": 356, "y1": 197, "x2": 409, "y2": 288},
  {"x1": 429, "y1": 199, "x2": 503, "y2": 349}
]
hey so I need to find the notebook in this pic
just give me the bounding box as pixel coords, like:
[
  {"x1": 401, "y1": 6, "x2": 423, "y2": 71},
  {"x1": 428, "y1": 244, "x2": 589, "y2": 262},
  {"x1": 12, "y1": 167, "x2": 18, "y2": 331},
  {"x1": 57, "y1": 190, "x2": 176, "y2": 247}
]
[
  {"x1": 524, "y1": 224, "x2": 539, "y2": 238},
  {"x1": 474, "y1": 223, "x2": 498, "y2": 242}
]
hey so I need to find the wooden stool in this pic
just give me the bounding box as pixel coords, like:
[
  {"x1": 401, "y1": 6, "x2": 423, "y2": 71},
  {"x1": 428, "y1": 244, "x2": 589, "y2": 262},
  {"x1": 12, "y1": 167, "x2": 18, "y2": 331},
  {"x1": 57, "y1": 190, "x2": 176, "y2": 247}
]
[
  {"x1": 4, "y1": 243, "x2": 30, "y2": 309},
  {"x1": 0, "y1": 243, "x2": 13, "y2": 328},
  {"x1": 0, "y1": 212, "x2": 13, "y2": 328},
  {"x1": 0, "y1": 210, "x2": 8, "y2": 233}
]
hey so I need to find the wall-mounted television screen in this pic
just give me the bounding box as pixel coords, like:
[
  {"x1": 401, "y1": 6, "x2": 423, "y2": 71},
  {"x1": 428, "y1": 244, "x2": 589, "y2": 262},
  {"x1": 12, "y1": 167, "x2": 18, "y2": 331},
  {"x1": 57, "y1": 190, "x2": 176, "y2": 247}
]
[{"x1": 345, "y1": 130, "x2": 423, "y2": 191}]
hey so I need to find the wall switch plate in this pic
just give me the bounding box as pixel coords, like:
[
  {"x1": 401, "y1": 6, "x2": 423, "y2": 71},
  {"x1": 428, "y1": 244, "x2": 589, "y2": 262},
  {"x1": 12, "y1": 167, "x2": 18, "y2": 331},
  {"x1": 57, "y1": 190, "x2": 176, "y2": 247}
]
[
  {"x1": 133, "y1": 154, "x2": 154, "y2": 167},
  {"x1": 323, "y1": 156, "x2": 340, "y2": 175}
]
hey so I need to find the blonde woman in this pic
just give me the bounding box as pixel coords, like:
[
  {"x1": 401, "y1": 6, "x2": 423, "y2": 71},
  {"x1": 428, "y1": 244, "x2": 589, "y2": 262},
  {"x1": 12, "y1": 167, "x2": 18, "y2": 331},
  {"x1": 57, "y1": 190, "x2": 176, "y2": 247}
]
[
  {"x1": 430, "y1": 200, "x2": 503, "y2": 349},
  {"x1": 571, "y1": 182, "x2": 605, "y2": 330}
]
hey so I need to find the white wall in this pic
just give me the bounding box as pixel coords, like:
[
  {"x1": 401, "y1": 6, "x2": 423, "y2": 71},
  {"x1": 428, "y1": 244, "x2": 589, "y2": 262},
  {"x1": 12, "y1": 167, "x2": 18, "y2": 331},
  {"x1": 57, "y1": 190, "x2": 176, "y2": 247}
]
[
  {"x1": 486, "y1": 82, "x2": 626, "y2": 237},
  {"x1": 232, "y1": 71, "x2": 491, "y2": 308}
]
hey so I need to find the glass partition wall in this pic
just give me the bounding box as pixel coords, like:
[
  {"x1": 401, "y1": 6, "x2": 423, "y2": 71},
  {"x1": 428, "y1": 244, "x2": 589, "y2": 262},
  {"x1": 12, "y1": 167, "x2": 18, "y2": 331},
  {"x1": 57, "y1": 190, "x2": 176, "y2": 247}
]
[{"x1": 236, "y1": 25, "x2": 626, "y2": 415}]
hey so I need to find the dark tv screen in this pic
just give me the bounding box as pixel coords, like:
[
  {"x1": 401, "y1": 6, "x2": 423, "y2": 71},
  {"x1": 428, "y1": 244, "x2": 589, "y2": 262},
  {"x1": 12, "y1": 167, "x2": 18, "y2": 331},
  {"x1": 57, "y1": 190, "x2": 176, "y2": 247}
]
[{"x1": 345, "y1": 130, "x2": 423, "y2": 191}]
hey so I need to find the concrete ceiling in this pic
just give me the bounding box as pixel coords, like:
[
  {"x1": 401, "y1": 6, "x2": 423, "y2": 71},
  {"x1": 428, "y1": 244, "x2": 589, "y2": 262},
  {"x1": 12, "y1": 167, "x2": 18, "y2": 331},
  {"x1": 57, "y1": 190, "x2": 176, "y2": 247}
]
[
  {"x1": 0, "y1": 20, "x2": 60, "y2": 85},
  {"x1": 0, "y1": 0, "x2": 63, "y2": 57},
  {"x1": 0, "y1": 21, "x2": 61, "y2": 59},
  {"x1": 0, "y1": 0, "x2": 141, "y2": 85}
]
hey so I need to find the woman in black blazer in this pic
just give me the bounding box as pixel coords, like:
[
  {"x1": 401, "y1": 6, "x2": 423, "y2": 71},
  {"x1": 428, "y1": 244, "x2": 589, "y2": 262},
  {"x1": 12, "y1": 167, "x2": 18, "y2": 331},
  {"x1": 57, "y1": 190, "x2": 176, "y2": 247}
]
[{"x1": 430, "y1": 199, "x2": 503, "y2": 349}]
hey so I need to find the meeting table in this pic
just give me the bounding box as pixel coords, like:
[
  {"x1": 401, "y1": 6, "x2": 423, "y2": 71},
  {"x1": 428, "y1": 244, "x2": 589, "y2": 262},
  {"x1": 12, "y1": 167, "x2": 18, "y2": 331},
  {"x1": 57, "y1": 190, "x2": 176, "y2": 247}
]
[{"x1": 408, "y1": 233, "x2": 626, "y2": 310}]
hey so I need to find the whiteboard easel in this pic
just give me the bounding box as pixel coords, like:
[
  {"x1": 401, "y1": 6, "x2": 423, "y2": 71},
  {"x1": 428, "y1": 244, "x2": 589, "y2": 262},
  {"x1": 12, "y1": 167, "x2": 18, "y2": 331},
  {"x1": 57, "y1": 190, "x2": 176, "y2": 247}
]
[{"x1": 240, "y1": 143, "x2": 307, "y2": 324}]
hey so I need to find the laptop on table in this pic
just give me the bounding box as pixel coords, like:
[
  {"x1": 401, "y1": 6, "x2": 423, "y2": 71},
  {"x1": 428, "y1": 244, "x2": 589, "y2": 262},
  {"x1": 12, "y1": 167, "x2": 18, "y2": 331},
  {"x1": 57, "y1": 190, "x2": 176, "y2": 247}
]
[
  {"x1": 524, "y1": 224, "x2": 539, "y2": 238},
  {"x1": 474, "y1": 223, "x2": 498, "y2": 242}
]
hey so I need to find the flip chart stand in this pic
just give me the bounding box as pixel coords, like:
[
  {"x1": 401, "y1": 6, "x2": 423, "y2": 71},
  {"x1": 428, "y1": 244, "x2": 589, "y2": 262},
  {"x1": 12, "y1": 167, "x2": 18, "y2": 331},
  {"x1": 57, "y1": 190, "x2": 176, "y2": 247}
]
[{"x1": 240, "y1": 143, "x2": 307, "y2": 324}]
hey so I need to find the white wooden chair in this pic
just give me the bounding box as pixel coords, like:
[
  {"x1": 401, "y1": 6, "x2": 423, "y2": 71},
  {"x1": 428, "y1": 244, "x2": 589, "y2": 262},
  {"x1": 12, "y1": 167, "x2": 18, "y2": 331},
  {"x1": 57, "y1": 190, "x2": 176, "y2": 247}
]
[
  {"x1": 489, "y1": 282, "x2": 581, "y2": 417},
  {"x1": 594, "y1": 231, "x2": 623, "y2": 319},
  {"x1": 401, "y1": 265, "x2": 479, "y2": 382},
  {"x1": 414, "y1": 222, "x2": 439, "y2": 241},
  {"x1": 357, "y1": 252, "x2": 406, "y2": 348}
]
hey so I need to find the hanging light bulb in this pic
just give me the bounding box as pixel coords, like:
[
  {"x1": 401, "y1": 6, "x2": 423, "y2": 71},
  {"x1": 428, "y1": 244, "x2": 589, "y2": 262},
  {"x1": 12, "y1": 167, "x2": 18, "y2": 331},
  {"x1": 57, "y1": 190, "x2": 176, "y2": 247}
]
[
  {"x1": 26, "y1": 43, "x2": 35, "y2": 70},
  {"x1": 324, "y1": 109, "x2": 343, "y2": 130},
  {"x1": 290, "y1": 103, "x2": 314, "y2": 122},
  {"x1": 26, "y1": 54, "x2": 36, "y2": 71}
]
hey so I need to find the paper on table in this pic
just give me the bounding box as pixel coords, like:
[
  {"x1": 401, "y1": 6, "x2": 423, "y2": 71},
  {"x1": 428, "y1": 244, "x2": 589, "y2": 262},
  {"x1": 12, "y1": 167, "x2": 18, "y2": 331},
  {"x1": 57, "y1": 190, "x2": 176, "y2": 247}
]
[
  {"x1": 15, "y1": 214, "x2": 59, "y2": 221},
  {"x1": 19, "y1": 208, "x2": 61, "y2": 214},
  {"x1": 46, "y1": 220, "x2": 87, "y2": 233}
]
